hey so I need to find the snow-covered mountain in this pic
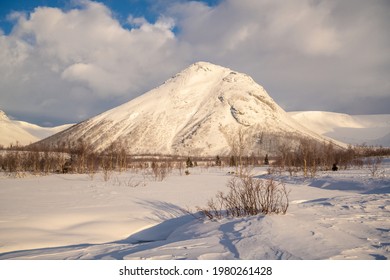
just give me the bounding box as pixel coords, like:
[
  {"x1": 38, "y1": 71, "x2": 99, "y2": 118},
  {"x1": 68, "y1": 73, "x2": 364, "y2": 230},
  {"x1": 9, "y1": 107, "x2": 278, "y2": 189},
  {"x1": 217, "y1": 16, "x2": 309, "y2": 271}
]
[
  {"x1": 0, "y1": 110, "x2": 73, "y2": 147},
  {"x1": 35, "y1": 62, "x2": 339, "y2": 156},
  {"x1": 289, "y1": 111, "x2": 390, "y2": 147},
  {"x1": 0, "y1": 110, "x2": 38, "y2": 147}
]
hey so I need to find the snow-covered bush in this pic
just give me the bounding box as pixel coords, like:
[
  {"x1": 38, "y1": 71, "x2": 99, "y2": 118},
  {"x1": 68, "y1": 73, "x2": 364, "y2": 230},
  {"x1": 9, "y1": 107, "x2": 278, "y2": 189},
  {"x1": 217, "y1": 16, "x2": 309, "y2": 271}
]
[{"x1": 198, "y1": 175, "x2": 289, "y2": 220}]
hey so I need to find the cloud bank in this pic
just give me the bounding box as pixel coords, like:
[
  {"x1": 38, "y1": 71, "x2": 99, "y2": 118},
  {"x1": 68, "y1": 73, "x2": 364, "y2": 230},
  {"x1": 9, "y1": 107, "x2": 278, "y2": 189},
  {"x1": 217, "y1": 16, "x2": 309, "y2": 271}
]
[{"x1": 0, "y1": 0, "x2": 389, "y2": 125}]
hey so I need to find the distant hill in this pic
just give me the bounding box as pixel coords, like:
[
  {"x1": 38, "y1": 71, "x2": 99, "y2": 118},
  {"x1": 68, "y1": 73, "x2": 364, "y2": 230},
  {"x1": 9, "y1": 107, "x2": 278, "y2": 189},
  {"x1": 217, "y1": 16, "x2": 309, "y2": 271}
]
[
  {"x1": 0, "y1": 110, "x2": 73, "y2": 147},
  {"x1": 289, "y1": 111, "x2": 390, "y2": 147}
]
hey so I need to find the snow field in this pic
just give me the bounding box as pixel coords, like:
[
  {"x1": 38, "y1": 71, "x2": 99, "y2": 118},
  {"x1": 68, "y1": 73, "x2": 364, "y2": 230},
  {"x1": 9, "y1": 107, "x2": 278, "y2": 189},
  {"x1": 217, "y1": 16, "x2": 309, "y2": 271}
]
[{"x1": 0, "y1": 160, "x2": 389, "y2": 260}]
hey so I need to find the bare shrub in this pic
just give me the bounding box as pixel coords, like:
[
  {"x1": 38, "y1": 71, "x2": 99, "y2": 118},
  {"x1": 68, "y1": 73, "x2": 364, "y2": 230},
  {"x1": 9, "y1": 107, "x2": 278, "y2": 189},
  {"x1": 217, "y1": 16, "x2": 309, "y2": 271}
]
[
  {"x1": 366, "y1": 157, "x2": 384, "y2": 178},
  {"x1": 3, "y1": 151, "x2": 20, "y2": 172},
  {"x1": 125, "y1": 176, "x2": 143, "y2": 188},
  {"x1": 198, "y1": 175, "x2": 289, "y2": 220},
  {"x1": 197, "y1": 197, "x2": 224, "y2": 220},
  {"x1": 102, "y1": 168, "x2": 112, "y2": 182},
  {"x1": 286, "y1": 165, "x2": 299, "y2": 177},
  {"x1": 101, "y1": 155, "x2": 113, "y2": 181},
  {"x1": 151, "y1": 161, "x2": 170, "y2": 181}
]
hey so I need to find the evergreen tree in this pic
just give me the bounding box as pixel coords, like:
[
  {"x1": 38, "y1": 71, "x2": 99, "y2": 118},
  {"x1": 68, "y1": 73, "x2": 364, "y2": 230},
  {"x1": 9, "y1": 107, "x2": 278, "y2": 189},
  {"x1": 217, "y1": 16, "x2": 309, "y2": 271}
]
[
  {"x1": 229, "y1": 155, "x2": 236, "y2": 167},
  {"x1": 264, "y1": 154, "x2": 269, "y2": 165},
  {"x1": 186, "y1": 157, "x2": 194, "y2": 168},
  {"x1": 215, "y1": 155, "x2": 222, "y2": 166}
]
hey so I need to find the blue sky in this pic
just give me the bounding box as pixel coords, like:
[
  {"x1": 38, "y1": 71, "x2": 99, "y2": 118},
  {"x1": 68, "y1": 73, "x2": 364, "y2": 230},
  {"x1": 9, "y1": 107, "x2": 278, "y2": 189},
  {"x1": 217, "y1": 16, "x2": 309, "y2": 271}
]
[
  {"x1": 1, "y1": 1, "x2": 68, "y2": 33},
  {"x1": 0, "y1": 0, "x2": 389, "y2": 126},
  {"x1": 0, "y1": 0, "x2": 221, "y2": 33}
]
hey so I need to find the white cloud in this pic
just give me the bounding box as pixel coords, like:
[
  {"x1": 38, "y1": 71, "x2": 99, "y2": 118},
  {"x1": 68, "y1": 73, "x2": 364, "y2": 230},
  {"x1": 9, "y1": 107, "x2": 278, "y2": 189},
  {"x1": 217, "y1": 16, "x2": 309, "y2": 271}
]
[
  {"x1": 0, "y1": 0, "x2": 389, "y2": 125},
  {"x1": 0, "y1": 1, "x2": 184, "y2": 123},
  {"x1": 170, "y1": 0, "x2": 341, "y2": 56},
  {"x1": 10, "y1": 1, "x2": 178, "y2": 94},
  {"x1": 167, "y1": 0, "x2": 389, "y2": 113},
  {"x1": 61, "y1": 63, "x2": 128, "y2": 94},
  {"x1": 127, "y1": 15, "x2": 148, "y2": 27}
]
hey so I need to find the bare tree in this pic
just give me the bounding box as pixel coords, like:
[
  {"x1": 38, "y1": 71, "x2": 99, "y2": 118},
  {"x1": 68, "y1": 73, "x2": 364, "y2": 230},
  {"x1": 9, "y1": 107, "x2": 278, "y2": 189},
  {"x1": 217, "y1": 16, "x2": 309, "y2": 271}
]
[
  {"x1": 151, "y1": 161, "x2": 170, "y2": 181},
  {"x1": 223, "y1": 126, "x2": 250, "y2": 176},
  {"x1": 366, "y1": 157, "x2": 383, "y2": 177}
]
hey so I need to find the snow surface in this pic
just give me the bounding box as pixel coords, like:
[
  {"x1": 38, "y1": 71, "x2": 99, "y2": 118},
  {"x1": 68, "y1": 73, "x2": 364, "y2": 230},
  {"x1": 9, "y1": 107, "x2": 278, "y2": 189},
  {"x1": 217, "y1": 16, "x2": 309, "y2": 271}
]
[
  {"x1": 0, "y1": 161, "x2": 389, "y2": 260},
  {"x1": 0, "y1": 110, "x2": 73, "y2": 147},
  {"x1": 289, "y1": 111, "x2": 390, "y2": 147}
]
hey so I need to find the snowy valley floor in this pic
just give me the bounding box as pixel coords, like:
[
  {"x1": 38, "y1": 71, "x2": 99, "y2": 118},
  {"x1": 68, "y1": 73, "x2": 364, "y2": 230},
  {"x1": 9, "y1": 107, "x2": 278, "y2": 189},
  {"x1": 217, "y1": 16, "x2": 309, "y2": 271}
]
[{"x1": 0, "y1": 161, "x2": 389, "y2": 260}]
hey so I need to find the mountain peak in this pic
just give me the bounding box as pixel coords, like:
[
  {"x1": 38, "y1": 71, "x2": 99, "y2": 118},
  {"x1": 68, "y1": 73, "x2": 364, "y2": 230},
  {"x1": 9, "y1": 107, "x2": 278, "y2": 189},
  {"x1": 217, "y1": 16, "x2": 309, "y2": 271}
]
[
  {"x1": 171, "y1": 61, "x2": 230, "y2": 79},
  {"x1": 190, "y1": 61, "x2": 228, "y2": 70},
  {"x1": 166, "y1": 61, "x2": 256, "y2": 95},
  {"x1": 174, "y1": 61, "x2": 237, "y2": 78}
]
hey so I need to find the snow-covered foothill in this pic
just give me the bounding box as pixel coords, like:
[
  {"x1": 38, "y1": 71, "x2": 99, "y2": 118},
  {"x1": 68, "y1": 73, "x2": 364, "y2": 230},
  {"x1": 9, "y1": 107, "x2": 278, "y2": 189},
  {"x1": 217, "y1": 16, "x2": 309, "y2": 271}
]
[
  {"x1": 0, "y1": 110, "x2": 39, "y2": 147},
  {"x1": 0, "y1": 110, "x2": 73, "y2": 147},
  {"x1": 289, "y1": 111, "x2": 390, "y2": 147}
]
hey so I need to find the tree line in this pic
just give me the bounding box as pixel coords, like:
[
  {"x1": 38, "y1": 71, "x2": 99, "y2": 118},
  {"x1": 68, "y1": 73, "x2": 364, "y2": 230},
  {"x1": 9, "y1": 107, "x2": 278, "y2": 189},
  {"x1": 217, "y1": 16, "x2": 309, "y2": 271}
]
[{"x1": 1, "y1": 135, "x2": 389, "y2": 176}]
